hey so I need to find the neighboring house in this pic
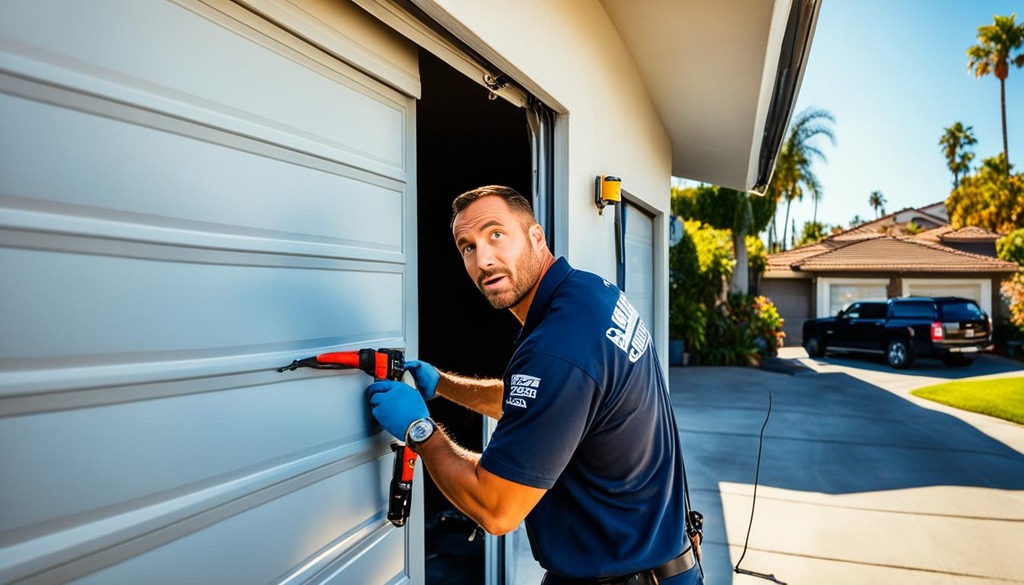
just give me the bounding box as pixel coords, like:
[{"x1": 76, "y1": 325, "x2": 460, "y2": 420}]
[
  {"x1": 0, "y1": 1, "x2": 819, "y2": 584},
  {"x1": 916, "y1": 200, "x2": 950, "y2": 223},
  {"x1": 762, "y1": 206, "x2": 1017, "y2": 345}
]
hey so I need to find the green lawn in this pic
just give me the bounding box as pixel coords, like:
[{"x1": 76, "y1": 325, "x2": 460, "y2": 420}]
[{"x1": 911, "y1": 377, "x2": 1024, "y2": 425}]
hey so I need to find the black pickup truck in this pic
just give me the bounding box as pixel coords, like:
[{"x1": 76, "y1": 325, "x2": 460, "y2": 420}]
[{"x1": 802, "y1": 296, "x2": 993, "y2": 368}]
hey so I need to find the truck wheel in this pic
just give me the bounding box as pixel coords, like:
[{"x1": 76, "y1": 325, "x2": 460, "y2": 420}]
[
  {"x1": 804, "y1": 336, "x2": 825, "y2": 358},
  {"x1": 886, "y1": 339, "x2": 913, "y2": 369}
]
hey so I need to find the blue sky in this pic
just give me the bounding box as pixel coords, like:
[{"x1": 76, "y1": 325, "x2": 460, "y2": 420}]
[{"x1": 678, "y1": 0, "x2": 1024, "y2": 237}]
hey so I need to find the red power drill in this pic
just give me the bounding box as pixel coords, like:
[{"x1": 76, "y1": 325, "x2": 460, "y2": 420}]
[{"x1": 278, "y1": 348, "x2": 417, "y2": 528}]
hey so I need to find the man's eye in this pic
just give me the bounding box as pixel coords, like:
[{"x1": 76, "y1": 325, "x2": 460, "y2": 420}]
[
  {"x1": 462, "y1": 245, "x2": 475, "y2": 254},
  {"x1": 492, "y1": 231, "x2": 504, "y2": 240}
]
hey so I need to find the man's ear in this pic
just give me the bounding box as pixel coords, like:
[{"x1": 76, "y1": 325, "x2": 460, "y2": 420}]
[{"x1": 529, "y1": 223, "x2": 546, "y2": 249}]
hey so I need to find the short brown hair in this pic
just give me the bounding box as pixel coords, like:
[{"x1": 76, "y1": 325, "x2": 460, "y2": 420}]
[{"x1": 450, "y1": 185, "x2": 536, "y2": 228}]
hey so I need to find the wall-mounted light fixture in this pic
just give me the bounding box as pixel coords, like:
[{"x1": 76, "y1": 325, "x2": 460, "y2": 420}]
[{"x1": 594, "y1": 175, "x2": 621, "y2": 214}]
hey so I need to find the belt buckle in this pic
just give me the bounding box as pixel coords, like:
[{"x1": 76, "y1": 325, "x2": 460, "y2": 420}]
[{"x1": 623, "y1": 573, "x2": 652, "y2": 585}]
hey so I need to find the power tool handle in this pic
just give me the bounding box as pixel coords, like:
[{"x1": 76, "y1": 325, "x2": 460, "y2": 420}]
[{"x1": 387, "y1": 443, "x2": 417, "y2": 527}]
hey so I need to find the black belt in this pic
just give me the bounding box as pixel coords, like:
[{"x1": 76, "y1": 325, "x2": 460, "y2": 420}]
[{"x1": 541, "y1": 546, "x2": 696, "y2": 585}]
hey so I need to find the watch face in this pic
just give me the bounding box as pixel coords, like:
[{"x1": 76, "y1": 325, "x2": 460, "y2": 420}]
[{"x1": 409, "y1": 420, "x2": 433, "y2": 443}]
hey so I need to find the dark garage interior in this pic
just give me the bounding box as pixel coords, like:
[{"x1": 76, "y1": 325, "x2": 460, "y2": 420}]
[{"x1": 415, "y1": 48, "x2": 532, "y2": 583}]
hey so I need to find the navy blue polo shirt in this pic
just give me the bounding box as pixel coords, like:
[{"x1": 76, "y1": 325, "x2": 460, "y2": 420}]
[{"x1": 479, "y1": 257, "x2": 688, "y2": 579}]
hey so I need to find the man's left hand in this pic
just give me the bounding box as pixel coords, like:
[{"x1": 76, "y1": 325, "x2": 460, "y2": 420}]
[{"x1": 367, "y1": 380, "x2": 430, "y2": 440}]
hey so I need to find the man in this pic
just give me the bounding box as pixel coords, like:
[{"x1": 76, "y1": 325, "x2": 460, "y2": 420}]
[{"x1": 367, "y1": 185, "x2": 701, "y2": 584}]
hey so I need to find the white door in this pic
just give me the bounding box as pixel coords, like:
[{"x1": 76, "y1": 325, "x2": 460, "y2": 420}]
[
  {"x1": 623, "y1": 202, "x2": 655, "y2": 334},
  {"x1": 0, "y1": 1, "x2": 418, "y2": 583}
]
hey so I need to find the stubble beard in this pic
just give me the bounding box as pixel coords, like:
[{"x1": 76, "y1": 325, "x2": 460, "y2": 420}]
[{"x1": 478, "y1": 248, "x2": 542, "y2": 310}]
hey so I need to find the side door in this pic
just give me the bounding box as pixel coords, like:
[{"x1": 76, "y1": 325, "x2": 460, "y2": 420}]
[
  {"x1": 850, "y1": 302, "x2": 887, "y2": 350},
  {"x1": 830, "y1": 302, "x2": 865, "y2": 349},
  {"x1": 622, "y1": 200, "x2": 655, "y2": 335},
  {"x1": 886, "y1": 300, "x2": 938, "y2": 350}
]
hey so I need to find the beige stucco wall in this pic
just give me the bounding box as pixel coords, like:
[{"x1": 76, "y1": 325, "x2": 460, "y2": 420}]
[{"x1": 426, "y1": 0, "x2": 673, "y2": 346}]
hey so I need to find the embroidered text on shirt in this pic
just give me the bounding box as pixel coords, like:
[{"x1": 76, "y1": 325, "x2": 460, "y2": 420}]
[
  {"x1": 507, "y1": 374, "x2": 541, "y2": 409},
  {"x1": 606, "y1": 293, "x2": 650, "y2": 363}
]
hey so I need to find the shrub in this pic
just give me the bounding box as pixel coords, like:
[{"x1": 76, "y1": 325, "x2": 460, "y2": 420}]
[
  {"x1": 668, "y1": 215, "x2": 785, "y2": 366},
  {"x1": 1001, "y1": 271, "x2": 1024, "y2": 332},
  {"x1": 669, "y1": 220, "x2": 734, "y2": 351},
  {"x1": 692, "y1": 293, "x2": 786, "y2": 366}
]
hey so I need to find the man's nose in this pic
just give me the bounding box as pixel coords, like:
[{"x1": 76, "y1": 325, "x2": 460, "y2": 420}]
[{"x1": 475, "y1": 242, "x2": 496, "y2": 269}]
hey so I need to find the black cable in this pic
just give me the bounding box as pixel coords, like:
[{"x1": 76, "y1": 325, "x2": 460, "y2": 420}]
[
  {"x1": 678, "y1": 424, "x2": 704, "y2": 580},
  {"x1": 734, "y1": 391, "x2": 787, "y2": 585}
]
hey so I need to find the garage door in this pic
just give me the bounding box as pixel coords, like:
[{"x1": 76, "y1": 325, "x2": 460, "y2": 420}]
[
  {"x1": 759, "y1": 278, "x2": 812, "y2": 346},
  {"x1": 0, "y1": 1, "x2": 417, "y2": 583},
  {"x1": 903, "y1": 279, "x2": 991, "y2": 315}
]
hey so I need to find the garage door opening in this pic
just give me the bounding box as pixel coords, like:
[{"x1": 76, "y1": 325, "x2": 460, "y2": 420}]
[{"x1": 415, "y1": 48, "x2": 531, "y2": 584}]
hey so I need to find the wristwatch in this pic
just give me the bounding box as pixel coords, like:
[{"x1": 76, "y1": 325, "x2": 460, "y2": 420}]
[{"x1": 405, "y1": 417, "x2": 437, "y2": 452}]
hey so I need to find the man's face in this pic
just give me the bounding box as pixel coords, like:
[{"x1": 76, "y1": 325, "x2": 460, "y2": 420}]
[{"x1": 452, "y1": 196, "x2": 542, "y2": 310}]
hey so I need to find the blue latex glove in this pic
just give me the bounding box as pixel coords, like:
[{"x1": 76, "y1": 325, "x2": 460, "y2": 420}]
[
  {"x1": 367, "y1": 380, "x2": 430, "y2": 441},
  {"x1": 404, "y1": 359, "x2": 440, "y2": 401}
]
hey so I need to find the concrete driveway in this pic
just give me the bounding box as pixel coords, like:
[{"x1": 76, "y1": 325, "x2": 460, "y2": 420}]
[{"x1": 671, "y1": 349, "x2": 1024, "y2": 585}]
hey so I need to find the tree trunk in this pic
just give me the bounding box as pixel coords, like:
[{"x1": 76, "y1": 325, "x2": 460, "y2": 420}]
[
  {"x1": 730, "y1": 198, "x2": 751, "y2": 294},
  {"x1": 782, "y1": 198, "x2": 792, "y2": 251},
  {"x1": 1001, "y1": 77, "x2": 1009, "y2": 168}
]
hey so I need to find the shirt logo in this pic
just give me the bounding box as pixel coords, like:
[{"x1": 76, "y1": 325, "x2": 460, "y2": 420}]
[
  {"x1": 606, "y1": 293, "x2": 650, "y2": 363},
  {"x1": 507, "y1": 374, "x2": 540, "y2": 409}
]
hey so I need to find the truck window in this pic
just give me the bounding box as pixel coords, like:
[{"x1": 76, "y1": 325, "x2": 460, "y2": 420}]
[
  {"x1": 940, "y1": 301, "x2": 985, "y2": 321},
  {"x1": 861, "y1": 304, "x2": 886, "y2": 319},
  {"x1": 891, "y1": 301, "x2": 935, "y2": 319}
]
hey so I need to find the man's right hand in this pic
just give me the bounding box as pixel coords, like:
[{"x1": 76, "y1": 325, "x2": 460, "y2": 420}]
[{"x1": 404, "y1": 360, "x2": 440, "y2": 401}]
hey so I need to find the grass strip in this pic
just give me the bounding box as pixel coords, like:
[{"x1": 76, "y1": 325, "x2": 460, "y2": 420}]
[{"x1": 911, "y1": 377, "x2": 1024, "y2": 424}]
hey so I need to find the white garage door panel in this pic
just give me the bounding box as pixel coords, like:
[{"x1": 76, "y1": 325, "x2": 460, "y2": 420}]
[
  {"x1": 18, "y1": 453, "x2": 402, "y2": 584},
  {"x1": 0, "y1": 247, "x2": 404, "y2": 363},
  {"x1": 0, "y1": 91, "x2": 404, "y2": 255},
  {"x1": 0, "y1": 0, "x2": 407, "y2": 177},
  {"x1": 0, "y1": 0, "x2": 418, "y2": 583},
  {"x1": 0, "y1": 374, "x2": 381, "y2": 534},
  {"x1": 907, "y1": 284, "x2": 980, "y2": 301}
]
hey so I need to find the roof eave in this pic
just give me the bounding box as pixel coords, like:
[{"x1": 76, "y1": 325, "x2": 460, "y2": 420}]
[{"x1": 600, "y1": 0, "x2": 822, "y2": 192}]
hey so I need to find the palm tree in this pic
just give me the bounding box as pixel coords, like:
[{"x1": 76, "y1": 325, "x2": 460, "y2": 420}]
[
  {"x1": 938, "y1": 122, "x2": 977, "y2": 188},
  {"x1": 967, "y1": 13, "x2": 1024, "y2": 167},
  {"x1": 768, "y1": 107, "x2": 836, "y2": 250},
  {"x1": 868, "y1": 190, "x2": 887, "y2": 218}
]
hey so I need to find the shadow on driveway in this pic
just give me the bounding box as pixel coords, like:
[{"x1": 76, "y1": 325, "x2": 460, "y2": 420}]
[
  {"x1": 670, "y1": 363, "x2": 1024, "y2": 583},
  {"x1": 805, "y1": 351, "x2": 1023, "y2": 381}
]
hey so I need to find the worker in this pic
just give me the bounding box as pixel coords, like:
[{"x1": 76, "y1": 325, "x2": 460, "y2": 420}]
[{"x1": 366, "y1": 185, "x2": 701, "y2": 585}]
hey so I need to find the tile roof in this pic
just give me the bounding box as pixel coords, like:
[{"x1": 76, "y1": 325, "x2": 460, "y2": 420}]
[
  {"x1": 938, "y1": 225, "x2": 1002, "y2": 242},
  {"x1": 765, "y1": 202, "x2": 1016, "y2": 275},
  {"x1": 772, "y1": 236, "x2": 1018, "y2": 273},
  {"x1": 765, "y1": 235, "x2": 868, "y2": 270},
  {"x1": 914, "y1": 225, "x2": 954, "y2": 242}
]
